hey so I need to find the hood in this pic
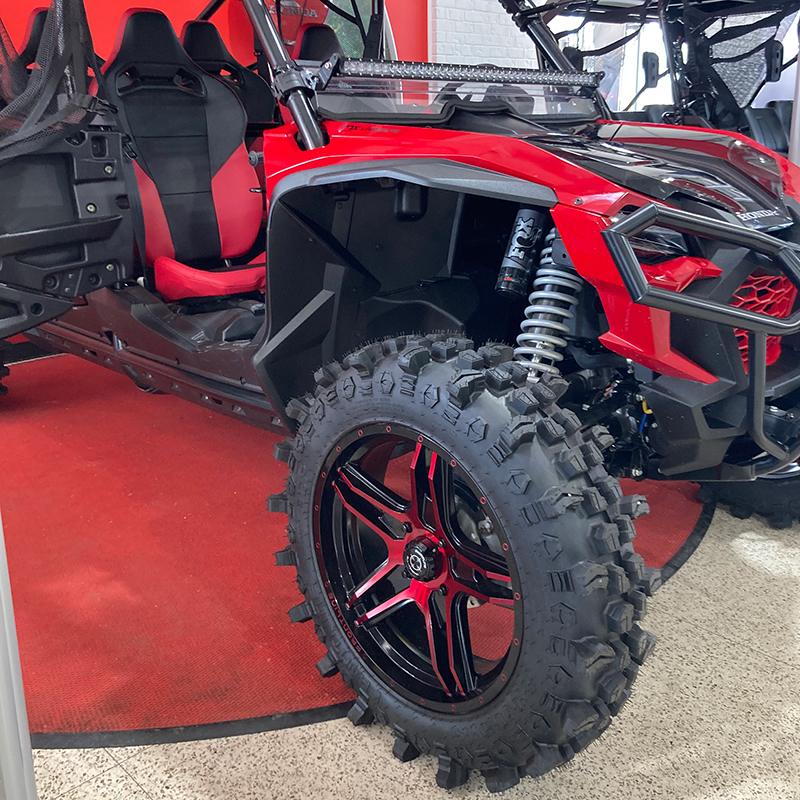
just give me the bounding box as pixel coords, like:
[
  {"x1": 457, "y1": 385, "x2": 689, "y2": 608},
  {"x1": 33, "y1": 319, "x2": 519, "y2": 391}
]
[{"x1": 528, "y1": 122, "x2": 793, "y2": 231}]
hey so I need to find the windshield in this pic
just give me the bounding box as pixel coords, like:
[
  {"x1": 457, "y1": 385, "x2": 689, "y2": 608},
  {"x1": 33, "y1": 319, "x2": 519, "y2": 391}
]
[
  {"x1": 550, "y1": 16, "x2": 674, "y2": 112},
  {"x1": 316, "y1": 74, "x2": 601, "y2": 123}
]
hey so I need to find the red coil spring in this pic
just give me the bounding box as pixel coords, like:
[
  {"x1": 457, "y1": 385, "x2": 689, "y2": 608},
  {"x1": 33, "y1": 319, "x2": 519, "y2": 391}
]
[{"x1": 732, "y1": 273, "x2": 798, "y2": 371}]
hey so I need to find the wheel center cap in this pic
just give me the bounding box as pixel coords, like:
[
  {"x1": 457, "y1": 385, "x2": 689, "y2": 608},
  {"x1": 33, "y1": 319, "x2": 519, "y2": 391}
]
[{"x1": 404, "y1": 539, "x2": 440, "y2": 582}]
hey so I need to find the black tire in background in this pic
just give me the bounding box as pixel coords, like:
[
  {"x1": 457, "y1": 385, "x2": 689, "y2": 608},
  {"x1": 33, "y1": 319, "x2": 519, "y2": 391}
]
[
  {"x1": 271, "y1": 335, "x2": 660, "y2": 793},
  {"x1": 700, "y1": 470, "x2": 800, "y2": 529}
]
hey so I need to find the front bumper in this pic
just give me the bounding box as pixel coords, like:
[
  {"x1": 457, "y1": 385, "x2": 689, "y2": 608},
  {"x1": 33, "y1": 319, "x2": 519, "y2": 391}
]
[{"x1": 603, "y1": 203, "x2": 800, "y2": 479}]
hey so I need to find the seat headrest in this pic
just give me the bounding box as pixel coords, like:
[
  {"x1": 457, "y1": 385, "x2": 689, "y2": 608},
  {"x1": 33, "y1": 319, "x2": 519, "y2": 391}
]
[
  {"x1": 182, "y1": 20, "x2": 237, "y2": 68},
  {"x1": 645, "y1": 104, "x2": 674, "y2": 123},
  {"x1": 563, "y1": 47, "x2": 584, "y2": 72},
  {"x1": 106, "y1": 9, "x2": 193, "y2": 70},
  {"x1": 19, "y1": 8, "x2": 49, "y2": 67},
  {"x1": 293, "y1": 24, "x2": 344, "y2": 62}
]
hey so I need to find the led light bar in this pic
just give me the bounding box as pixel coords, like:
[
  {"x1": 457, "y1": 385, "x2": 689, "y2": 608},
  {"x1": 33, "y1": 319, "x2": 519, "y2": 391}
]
[{"x1": 338, "y1": 59, "x2": 602, "y2": 88}]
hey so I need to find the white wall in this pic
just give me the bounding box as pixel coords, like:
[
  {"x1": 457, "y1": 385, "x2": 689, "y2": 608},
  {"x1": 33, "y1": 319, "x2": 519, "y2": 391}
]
[{"x1": 429, "y1": 0, "x2": 537, "y2": 68}]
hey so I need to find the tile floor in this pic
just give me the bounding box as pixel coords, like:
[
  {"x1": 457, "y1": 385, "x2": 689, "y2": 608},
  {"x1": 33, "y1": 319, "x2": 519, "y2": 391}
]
[{"x1": 32, "y1": 509, "x2": 800, "y2": 799}]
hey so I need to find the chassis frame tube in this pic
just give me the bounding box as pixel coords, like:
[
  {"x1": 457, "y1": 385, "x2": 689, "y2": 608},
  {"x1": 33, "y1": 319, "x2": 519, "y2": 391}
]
[{"x1": 241, "y1": 0, "x2": 327, "y2": 151}]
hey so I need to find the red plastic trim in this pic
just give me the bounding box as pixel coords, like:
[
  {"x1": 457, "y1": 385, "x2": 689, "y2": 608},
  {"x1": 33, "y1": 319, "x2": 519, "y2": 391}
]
[{"x1": 154, "y1": 257, "x2": 266, "y2": 301}]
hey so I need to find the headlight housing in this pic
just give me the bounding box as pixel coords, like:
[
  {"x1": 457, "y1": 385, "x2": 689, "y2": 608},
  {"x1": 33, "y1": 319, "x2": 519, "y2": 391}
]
[{"x1": 630, "y1": 225, "x2": 689, "y2": 263}]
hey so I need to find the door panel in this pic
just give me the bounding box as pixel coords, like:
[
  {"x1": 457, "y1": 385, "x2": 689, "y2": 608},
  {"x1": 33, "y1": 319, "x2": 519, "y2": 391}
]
[{"x1": 0, "y1": 128, "x2": 136, "y2": 339}]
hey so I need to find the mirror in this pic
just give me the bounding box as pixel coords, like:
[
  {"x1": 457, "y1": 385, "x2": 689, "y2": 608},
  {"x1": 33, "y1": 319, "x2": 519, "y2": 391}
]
[
  {"x1": 642, "y1": 51, "x2": 660, "y2": 89},
  {"x1": 765, "y1": 40, "x2": 784, "y2": 83}
]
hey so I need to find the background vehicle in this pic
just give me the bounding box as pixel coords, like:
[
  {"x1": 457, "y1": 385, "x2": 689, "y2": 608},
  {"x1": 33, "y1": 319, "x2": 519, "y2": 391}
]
[
  {"x1": 2, "y1": 0, "x2": 800, "y2": 792},
  {"x1": 541, "y1": 0, "x2": 800, "y2": 146}
]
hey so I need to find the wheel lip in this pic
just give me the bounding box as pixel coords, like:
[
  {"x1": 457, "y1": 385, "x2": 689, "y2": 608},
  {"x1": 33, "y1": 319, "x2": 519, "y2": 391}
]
[{"x1": 311, "y1": 420, "x2": 524, "y2": 716}]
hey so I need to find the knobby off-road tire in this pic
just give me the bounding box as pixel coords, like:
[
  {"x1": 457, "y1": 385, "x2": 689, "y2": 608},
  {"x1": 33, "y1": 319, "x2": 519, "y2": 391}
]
[
  {"x1": 270, "y1": 335, "x2": 660, "y2": 793},
  {"x1": 700, "y1": 474, "x2": 800, "y2": 529}
]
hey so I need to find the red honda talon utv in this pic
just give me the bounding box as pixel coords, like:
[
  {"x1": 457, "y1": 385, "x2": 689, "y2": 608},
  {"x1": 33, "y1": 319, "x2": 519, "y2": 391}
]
[{"x1": 2, "y1": 0, "x2": 800, "y2": 792}]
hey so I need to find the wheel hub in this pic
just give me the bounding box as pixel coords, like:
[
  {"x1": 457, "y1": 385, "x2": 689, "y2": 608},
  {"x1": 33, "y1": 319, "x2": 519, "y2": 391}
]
[{"x1": 403, "y1": 538, "x2": 440, "y2": 582}]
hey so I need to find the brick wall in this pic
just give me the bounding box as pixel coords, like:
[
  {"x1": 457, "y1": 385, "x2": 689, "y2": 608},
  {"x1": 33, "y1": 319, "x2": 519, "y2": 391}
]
[{"x1": 430, "y1": 0, "x2": 538, "y2": 68}]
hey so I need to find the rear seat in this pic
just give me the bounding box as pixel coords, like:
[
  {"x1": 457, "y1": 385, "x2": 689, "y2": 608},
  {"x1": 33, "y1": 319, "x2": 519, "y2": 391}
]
[
  {"x1": 768, "y1": 100, "x2": 793, "y2": 138},
  {"x1": 182, "y1": 20, "x2": 276, "y2": 134},
  {"x1": 744, "y1": 106, "x2": 789, "y2": 154},
  {"x1": 292, "y1": 23, "x2": 345, "y2": 61},
  {"x1": 18, "y1": 7, "x2": 48, "y2": 68}
]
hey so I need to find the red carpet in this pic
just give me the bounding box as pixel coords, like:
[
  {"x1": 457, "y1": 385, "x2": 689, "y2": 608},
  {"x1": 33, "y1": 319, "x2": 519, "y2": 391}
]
[{"x1": 0, "y1": 355, "x2": 709, "y2": 737}]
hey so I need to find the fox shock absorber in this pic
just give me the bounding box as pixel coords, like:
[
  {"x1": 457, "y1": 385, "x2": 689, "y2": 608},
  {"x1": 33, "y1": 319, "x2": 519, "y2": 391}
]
[
  {"x1": 511, "y1": 221, "x2": 584, "y2": 381},
  {"x1": 495, "y1": 208, "x2": 546, "y2": 298}
]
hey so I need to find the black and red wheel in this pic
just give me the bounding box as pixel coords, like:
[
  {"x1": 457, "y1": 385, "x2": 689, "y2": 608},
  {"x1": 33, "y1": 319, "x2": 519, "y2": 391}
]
[
  {"x1": 317, "y1": 426, "x2": 520, "y2": 713},
  {"x1": 271, "y1": 335, "x2": 659, "y2": 793}
]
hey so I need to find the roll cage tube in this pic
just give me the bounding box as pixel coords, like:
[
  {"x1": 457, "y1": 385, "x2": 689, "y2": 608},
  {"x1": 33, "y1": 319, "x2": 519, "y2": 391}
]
[
  {"x1": 241, "y1": 0, "x2": 327, "y2": 150},
  {"x1": 499, "y1": 0, "x2": 613, "y2": 118}
]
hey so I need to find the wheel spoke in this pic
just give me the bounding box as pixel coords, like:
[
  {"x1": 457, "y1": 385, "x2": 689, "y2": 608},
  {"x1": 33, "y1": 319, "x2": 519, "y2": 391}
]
[
  {"x1": 453, "y1": 549, "x2": 512, "y2": 586},
  {"x1": 355, "y1": 585, "x2": 417, "y2": 627},
  {"x1": 332, "y1": 480, "x2": 395, "y2": 547},
  {"x1": 408, "y1": 441, "x2": 429, "y2": 530},
  {"x1": 424, "y1": 591, "x2": 477, "y2": 697},
  {"x1": 426, "y1": 452, "x2": 457, "y2": 539},
  {"x1": 445, "y1": 592, "x2": 478, "y2": 695},
  {"x1": 347, "y1": 559, "x2": 400, "y2": 607},
  {"x1": 333, "y1": 464, "x2": 412, "y2": 548},
  {"x1": 453, "y1": 572, "x2": 514, "y2": 608},
  {"x1": 484, "y1": 593, "x2": 515, "y2": 609},
  {"x1": 449, "y1": 551, "x2": 514, "y2": 608},
  {"x1": 423, "y1": 593, "x2": 454, "y2": 696},
  {"x1": 338, "y1": 463, "x2": 411, "y2": 523}
]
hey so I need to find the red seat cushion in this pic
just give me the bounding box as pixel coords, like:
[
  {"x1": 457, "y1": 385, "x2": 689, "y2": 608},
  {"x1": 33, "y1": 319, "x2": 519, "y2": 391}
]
[{"x1": 154, "y1": 257, "x2": 266, "y2": 302}]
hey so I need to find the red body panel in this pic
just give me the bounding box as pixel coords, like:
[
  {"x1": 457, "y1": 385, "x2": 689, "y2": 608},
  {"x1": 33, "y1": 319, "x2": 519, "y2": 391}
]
[{"x1": 262, "y1": 119, "x2": 793, "y2": 384}]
